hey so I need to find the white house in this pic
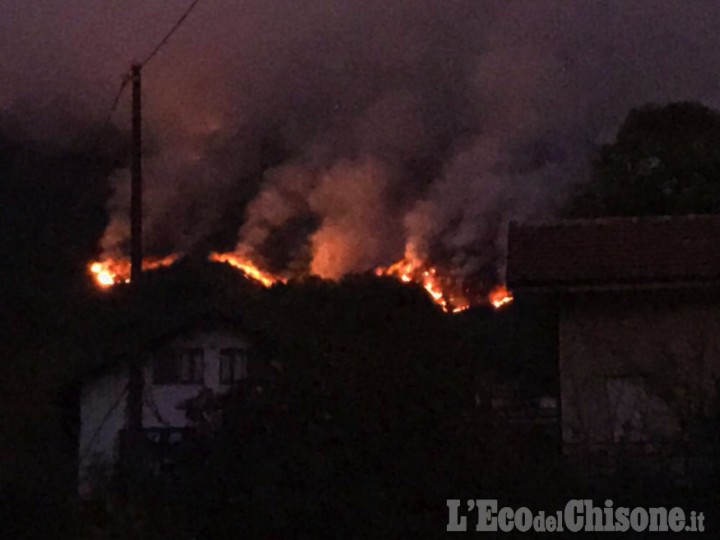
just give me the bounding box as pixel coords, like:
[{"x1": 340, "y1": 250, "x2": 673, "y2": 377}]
[{"x1": 78, "y1": 325, "x2": 255, "y2": 496}]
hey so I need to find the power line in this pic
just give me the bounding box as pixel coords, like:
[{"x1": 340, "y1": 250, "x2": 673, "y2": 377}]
[
  {"x1": 103, "y1": 73, "x2": 132, "y2": 126},
  {"x1": 89, "y1": 0, "x2": 202, "y2": 149},
  {"x1": 87, "y1": 0, "x2": 203, "y2": 152},
  {"x1": 84, "y1": 71, "x2": 131, "y2": 155},
  {"x1": 140, "y1": 0, "x2": 203, "y2": 68},
  {"x1": 79, "y1": 382, "x2": 129, "y2": 463}
]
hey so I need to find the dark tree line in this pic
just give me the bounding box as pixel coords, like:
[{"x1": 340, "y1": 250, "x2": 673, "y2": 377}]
[{"x1": 565, "y1": 101, "x2": 720, "y2": 217}]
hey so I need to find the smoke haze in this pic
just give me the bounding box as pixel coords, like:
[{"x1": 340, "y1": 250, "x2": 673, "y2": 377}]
[{"x1": 4, "y1": 0, "x2": 720, "y2": 282}]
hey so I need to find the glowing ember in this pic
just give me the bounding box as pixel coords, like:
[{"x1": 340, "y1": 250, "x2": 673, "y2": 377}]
[
  {"x1": 89, "y1": 249, "x2": 511, "y2": 313},
  {"x1": 375, "y1": 254, "x2": 469, "y2": 313},
  {"x1": 88, "y1": 255, "x2": 179, "y2": 288},
  {"x1": 209, "y1": 252, "x2": 286, "y2": 287},
  {"x1": 488, "y1": 285, "x2": 513, "y2": 309},
  {"x1": 89, "y1": 261, "x2": 120, "y2": 288},
  {"x1": 89, "y1": 259, "x2": 130, "y2": 288},
  {"x1": 374, "y1": 246, "x2": 512, "y2": 312}
]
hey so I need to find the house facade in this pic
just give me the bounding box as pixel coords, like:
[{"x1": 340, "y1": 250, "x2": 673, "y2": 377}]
[
  {"x1": 507, "y1": 216, "x2": 720, "y2": 477},
  {"x1": 78, "y1": 328, "x2": 253, "y2": 495}
]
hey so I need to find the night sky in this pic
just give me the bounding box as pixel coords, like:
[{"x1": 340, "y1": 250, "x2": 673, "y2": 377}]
[{"x1": 3, "y1": 0, "x2": 720, "y2": 279}]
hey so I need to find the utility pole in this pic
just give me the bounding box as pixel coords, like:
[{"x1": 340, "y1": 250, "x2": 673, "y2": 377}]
[
  {"x1": 126, "y1": 63, "x2": 144, "y2": 450},
  {"x1": 130, "y1": 64, "x2": 143, "y2": 283}
]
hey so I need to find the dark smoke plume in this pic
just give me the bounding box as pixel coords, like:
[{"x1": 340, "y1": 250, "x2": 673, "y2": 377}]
[{"x1": 4, "y1": 0, "x2": 720, "y2": 281}]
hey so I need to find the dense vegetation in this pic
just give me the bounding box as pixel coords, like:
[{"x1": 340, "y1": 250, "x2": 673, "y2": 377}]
[{"x1": 565, "y1": 101, "x2": 720, "y2": 217}]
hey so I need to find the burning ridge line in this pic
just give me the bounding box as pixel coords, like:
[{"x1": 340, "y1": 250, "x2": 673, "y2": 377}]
[{"x1": 87, "y1": 253, "x2": 512, "y2": 311}]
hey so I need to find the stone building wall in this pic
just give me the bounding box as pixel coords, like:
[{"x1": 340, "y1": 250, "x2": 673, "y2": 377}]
[{"x1": 558, "y1": 289, "x2": 720, "y2": 476}]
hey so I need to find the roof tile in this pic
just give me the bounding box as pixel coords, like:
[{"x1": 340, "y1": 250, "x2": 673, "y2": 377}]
[{"x1": 507, "y1": 215, "x2": 720, "y2": 288}]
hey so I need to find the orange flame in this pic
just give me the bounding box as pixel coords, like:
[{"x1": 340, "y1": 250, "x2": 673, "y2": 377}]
[
  {"x1": 488, "y1": 284, "x2": 513, "y2": 309},
  {"x1": 88, "y1": 255, "x2": 179, "y2": 289},
  {"x1": 374, "y1": 256, "x2": 470, "y2": 313},
  {"x1": 209, "y1": 252, "x2": 286, "y2": 287},
  {"x1": 89, "y1": 251, "x2": 512, "y2": 312}
]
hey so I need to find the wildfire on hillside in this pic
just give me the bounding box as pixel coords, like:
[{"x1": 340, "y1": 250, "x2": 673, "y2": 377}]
[
  {"x1": 488, "y1": 284, "x2": 513, "y2": 309},
  {"x1": 88, "y1": 251, "x2": 513, "y2": 311},
  {"x1": 88, "y1": 255, "x2": 179, "y2": 288},
  {"x1": 373, "y1": 257, "x2": 470, "y2": 313},
  {"x1": 208, "y1": 252, "x2": 287, "y2": 287}
]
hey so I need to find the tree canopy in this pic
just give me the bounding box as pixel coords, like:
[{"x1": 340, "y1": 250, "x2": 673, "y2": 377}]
[{"x1": 565, "y1": 101, "x2": 720, "y2": 217}]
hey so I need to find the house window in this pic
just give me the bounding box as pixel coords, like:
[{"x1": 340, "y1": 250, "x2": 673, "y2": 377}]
[
  {"x1": 219, "y1": 348, "x2": 249, "y2": 384},
  {"x1": 153, "y1": 348, "x2": 204, "y2": 385}
]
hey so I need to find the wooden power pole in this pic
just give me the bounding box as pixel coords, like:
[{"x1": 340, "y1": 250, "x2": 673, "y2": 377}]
[
  {"x1": 130, "y1": 63, "x2": 143, "y2": 283},
  {"x1": 126, "y1": 63, "x2": 144, "y2": 445}
]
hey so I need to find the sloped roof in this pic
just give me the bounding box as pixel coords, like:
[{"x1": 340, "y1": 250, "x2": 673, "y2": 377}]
[
  {"x1": 75, "y1": 312, "x2": 261, "y2": 384},
  {"x1": 507, "y1": 215, "x2": 720, "y2": 289}
]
